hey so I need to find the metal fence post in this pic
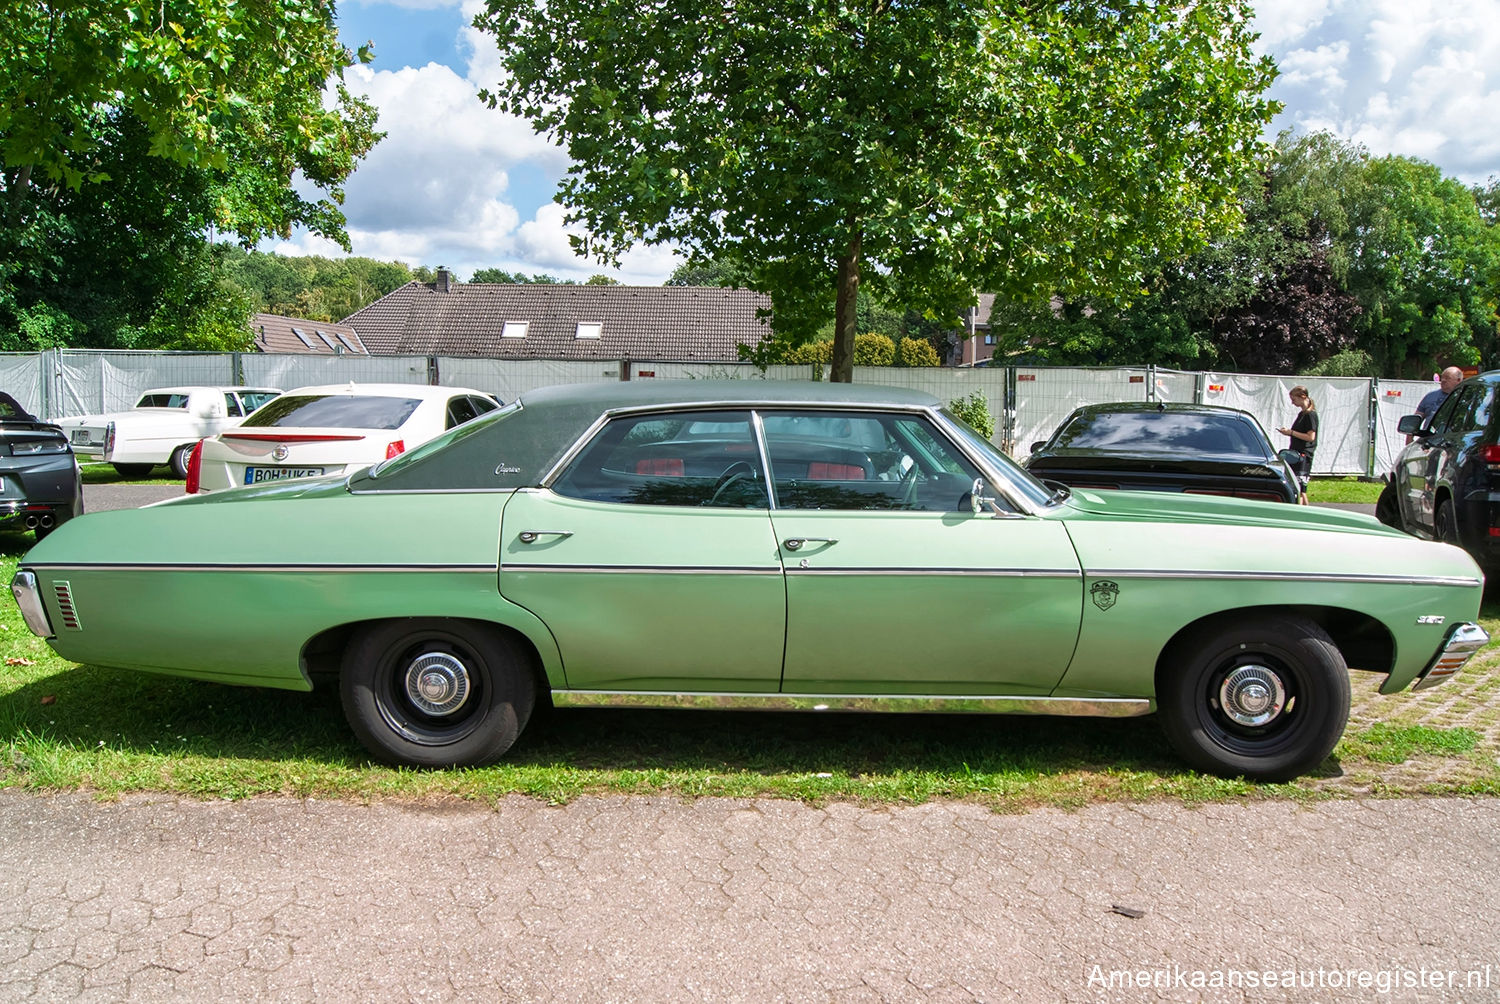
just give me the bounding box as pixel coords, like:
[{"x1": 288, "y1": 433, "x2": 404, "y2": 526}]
[{"x1": 1002, "y1": 366, "x2": 1018, "y2": 453}]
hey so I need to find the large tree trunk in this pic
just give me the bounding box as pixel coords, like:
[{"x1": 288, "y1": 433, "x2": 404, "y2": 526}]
[{"x1": 829, "y1": 225, "x2": 861, "y2": 383}]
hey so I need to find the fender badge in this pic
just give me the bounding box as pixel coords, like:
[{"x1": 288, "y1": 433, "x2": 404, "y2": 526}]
[
  {"x1": 1416, "y1": 615, "x2": 1446, "y2": 625},
  {"x1": 1090, "y1": 580, "x2": 1119, "y2": 611}
]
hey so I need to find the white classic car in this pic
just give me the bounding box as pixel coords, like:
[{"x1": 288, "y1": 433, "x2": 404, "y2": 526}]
[{"x1": 56, "y1": 386, "x2": 282, "y2": 477}]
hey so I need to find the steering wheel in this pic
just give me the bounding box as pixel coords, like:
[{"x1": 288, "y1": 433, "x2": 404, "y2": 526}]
[
  {"x1": 709, "y1": 461, "x2": 757, "y2": 506},
  {"x1": 897, "y1": 458, "x2": 923, "y2": 507}
]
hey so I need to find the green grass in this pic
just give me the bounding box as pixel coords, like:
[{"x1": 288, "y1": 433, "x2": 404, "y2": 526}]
[
  {"x1": 79, "y1": 463, "x2": 181, "y2": 486},
  {"x1": 1306, "y1": 477, "x2": 1382, "y2": 504},
  {"x1": 2, "y1": 531, "x2": 1497, "y2": 807}
]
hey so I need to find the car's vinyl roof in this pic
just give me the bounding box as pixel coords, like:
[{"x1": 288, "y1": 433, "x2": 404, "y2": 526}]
[{"x1": 519, "y1": 379, "x2": 941, "y2": 412}]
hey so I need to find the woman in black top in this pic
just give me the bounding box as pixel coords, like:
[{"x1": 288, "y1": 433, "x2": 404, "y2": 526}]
[{"x1": 1277, "y1": 385, "x2": 1317, "y2": 505}]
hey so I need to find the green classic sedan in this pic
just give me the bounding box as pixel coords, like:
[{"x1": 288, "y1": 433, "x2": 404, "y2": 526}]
[{"x1": 10, "y1": 381, "x2": 1489, "y2": 780}]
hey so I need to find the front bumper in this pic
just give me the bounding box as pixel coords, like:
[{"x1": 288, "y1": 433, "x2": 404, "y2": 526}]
[{"x1": 1413, "y1": 622, "x2": 1490, "y2": 690}]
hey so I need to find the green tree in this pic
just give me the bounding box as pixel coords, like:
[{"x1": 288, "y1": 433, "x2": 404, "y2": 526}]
[
  {"x1": 475, "y1": 0, "x2": 1277, "y2": 381},
  {"x1": 0, "y1": 0, "x2": 381, "y2": 348},
  {"x1": 468, "y1": 268, "x2": 573, "y2": 284}
]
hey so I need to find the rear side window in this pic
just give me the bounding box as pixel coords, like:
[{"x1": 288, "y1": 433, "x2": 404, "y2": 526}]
[
  {"x1": 553, "y1": 410, "x2": 768, "y2": 508},
  {"x1": 243, "y1": 394, "x2": 422, "y2": 430},
  {"x1": 136, "y1": 393, "x2": 191, "y2": 409},
  {"x1": 239, "y1": 392, "x2": 280, "y2": 413}
]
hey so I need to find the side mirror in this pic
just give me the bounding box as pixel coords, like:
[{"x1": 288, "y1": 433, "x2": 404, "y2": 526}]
[
  {"x1": 1397, "y1": 414, "x2": 1426, "y2": 436},
  {"x1": 1030, "y1": 441, "x2": 1045, "y2": 454}
]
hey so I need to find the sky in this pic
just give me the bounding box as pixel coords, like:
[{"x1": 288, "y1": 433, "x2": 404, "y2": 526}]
[{"x1": 268, "y1": 0, "x2": 1500, "y2": 285}]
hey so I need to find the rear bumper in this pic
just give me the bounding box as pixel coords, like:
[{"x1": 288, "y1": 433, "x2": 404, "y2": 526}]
[
  {"x1": 1413, "y1": 622, "x2": 1490, "y2": 690},
  {"x1": 10, "y1": 570, "x2": 52, "y2": 638}
]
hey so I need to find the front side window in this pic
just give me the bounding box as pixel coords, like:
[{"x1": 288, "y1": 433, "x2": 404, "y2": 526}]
[
  {"x1": 763, "y1": 410, "x2": 981, "y2": 512},
  {"x1": 552, "y1": 410, "x2": 767, "y2": 508}
]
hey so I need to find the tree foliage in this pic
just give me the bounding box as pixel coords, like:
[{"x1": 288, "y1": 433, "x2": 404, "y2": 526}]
[
  {"x1": 0, "y1": 0, "x2": 381, "y2": 349},
  {"x1": 475, "y1": 0, "x2": 1278, "y2": 380},
  {"x1": 222, "y1": 249, "x2": 416, "y2": 323}
]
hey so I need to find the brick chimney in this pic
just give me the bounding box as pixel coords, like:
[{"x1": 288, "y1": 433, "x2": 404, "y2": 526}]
[{"x1": 435, "y1": 268, "x2": 453, "y2": 293}]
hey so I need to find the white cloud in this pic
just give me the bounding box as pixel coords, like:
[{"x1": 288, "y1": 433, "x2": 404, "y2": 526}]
[{"x1": 1256, "y1": 0, "x2": 1500, "y2": 183}]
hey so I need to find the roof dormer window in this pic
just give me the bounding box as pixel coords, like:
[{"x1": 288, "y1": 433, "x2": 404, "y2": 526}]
[
  {"x1": 290, "y1": 327, "x2": 314, "y2": 349},
  {"x1": 502, "y1": 321, "x2": 529, "y2": 339},
  {"x1": 576, "y1": 322, "x2": 602, "y2": 339}
]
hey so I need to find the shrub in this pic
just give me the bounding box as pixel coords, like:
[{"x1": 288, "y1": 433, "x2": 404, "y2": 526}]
[
  {"x1": 783, "y1": 339, "x2": 834, "y2": 364},
  {"x1": 948, "y1": 392, "x2": 995, "y2": 440},
  {"x1": 853, "y1": 332, "x2": 896, "y2": 366},
  {"x1": 896, "y1": 336, "x2": 940, "y2": 367}
]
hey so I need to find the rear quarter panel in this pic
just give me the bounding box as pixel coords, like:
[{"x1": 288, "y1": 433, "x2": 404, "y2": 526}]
[{"x1": 19, "y1": 491, "x2": 561, "y2": 690}]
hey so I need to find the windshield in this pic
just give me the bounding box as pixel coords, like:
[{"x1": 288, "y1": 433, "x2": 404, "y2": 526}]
[{"x1": 938, "y1": 409, "x2": 1054, "y2": 507}]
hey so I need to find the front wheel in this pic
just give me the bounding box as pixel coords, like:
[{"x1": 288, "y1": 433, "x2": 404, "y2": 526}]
[
  {"x1": 1375, "y1": 480, "x2": 1402, "y2": 529},
  {"x1": 1158, "y1": 616, "x2": 1349, "y2": 782},
  {"x1": 339, "y1": 619, "x2": 537, "y2": 768}
]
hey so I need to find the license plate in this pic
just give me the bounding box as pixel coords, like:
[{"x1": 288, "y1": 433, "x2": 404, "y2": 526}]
[
  {"x1": 71, "y1": 430, "x2": 91, "y2": 444},
  {"x1": 245, "y1": 466, "x2": 325, "y2": 484}
]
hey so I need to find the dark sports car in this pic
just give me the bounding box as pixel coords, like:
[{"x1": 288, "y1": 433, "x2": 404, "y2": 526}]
[
  {"x1": 0, "y1": 392, "x2": 84, "y2": 539},
  {"x1": 1025, "y1": 402, "x2": 1300, "y2": 504}
]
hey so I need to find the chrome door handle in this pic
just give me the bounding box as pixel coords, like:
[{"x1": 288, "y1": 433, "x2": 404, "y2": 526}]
[
  {"x1": 517, "y1": 530, "x2": 573, "y2": 544},
  {"x1": 783, "y1": 537, "x2": 838, "y2": 551}
]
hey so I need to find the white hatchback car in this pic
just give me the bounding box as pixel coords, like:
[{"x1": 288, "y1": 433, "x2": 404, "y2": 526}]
[{"x1": 187, "y1": 383, "x2": 501, "y2": 493}]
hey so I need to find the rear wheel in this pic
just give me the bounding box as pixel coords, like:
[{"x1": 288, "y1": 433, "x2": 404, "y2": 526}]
[
  {"x1": 169, "y1": 444, "x2": 195, "y2": 478},
  {"x1": 339, "y1": 619, "x2": 536, "y2": 768},
  {"x1": 1158, "y1": 615, "x2": 1349, "y2": 782},
  {"x1": 111, "y1": 462, "x2": 154, "y2": 478}
]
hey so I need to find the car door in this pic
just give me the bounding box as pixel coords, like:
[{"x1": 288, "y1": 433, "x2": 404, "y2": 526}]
[
  {"x1": 1398, "y1": 386, "x2": 1476, "y2": 536},
  {"x1": 498, "y1": 409, "x2": 787, "y2": 692},
  {"x1": 763, "y1": 409, "x2": 1084, "y2": 696}
]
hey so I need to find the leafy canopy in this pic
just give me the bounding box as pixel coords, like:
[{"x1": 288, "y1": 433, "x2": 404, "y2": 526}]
[{"x1": 475, "y1": 0, "x2": 1278, "y2": 379}]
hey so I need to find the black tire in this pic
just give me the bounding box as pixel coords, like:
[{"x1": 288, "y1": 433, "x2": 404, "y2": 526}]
[
  {"x1": 1436, "y1": 498, "x2": 1460, "y2": 547},
  {"x1": 339, "y1": 619, "x2": 536, "y2": 768},
  {"x1": 168, "y1": 444, "x2": 195, "y2": 479},
  {"x1": 111, "y1": 462, "x2": 154, "y2": 478},
  {"x1": 1158, "y1": 615, "x2": 1349, "y2": 782},
  {"x1": 1374, "y1": 480, "x2": 1402, "y2": 529}
]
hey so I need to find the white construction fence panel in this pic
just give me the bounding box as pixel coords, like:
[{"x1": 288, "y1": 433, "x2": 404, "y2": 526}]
[
  {"x1": 1373, "y1": 379, "x2": 1441, "y2": 474},
  {"x1": 1011, "y1": 368, "x2": 1155, "y2": 460},
  {"x1": 437, "y1": 359, "x2": 623, "y2": 403},
  {"x1": 0, "y1": 354, "x2": 43, "y2": 415},
  {"x1": 240, "y1": 354, "x2": 432, "y2": 392},
  {"x1": 1201, "y1": 374, "x2": 1371, "y2": 476},
  {"x1": 55, "y1": 352, "x2": 236, "y2": 419}
]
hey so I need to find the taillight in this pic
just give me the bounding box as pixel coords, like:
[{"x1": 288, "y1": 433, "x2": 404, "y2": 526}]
[
  {"x1": 103, "y1": 421, "x2": 116, "y2": 460},
  {"x1": 1484, "y1": 445, "x2": 1500, "y2": 469},
  {"x1": 185, "y1": 441, "x2": 203, "y2": 494},
  {"x1": 385, "y1": 440, "x2": 405, "y2": 459}
]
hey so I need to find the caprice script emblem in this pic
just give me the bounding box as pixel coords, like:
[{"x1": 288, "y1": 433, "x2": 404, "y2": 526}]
[
  {"x1": 494, "y1": 462, "x2": 521, "y2": 475},
  {"x1": 1090, "y1": 580, "x2": 1119, "y2": 611}
]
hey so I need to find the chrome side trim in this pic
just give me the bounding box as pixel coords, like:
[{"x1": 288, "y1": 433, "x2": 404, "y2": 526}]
[
  {"x1": 1091, "y1": 569, "x2": 1484, "y2": 588},
  {"x1": 19, "y1": 562, "x2": 498, "y2": 574},
  {"x1": 1413, "y1": 622, "x2": 1490, "y2": 690},
  {"x1": 783, "y1": 567, "x2": 1080, "y2": 577},
  {"x1": 505, "y1": 564, "x2": 783, "y2": 575},
  {"x1": 551, "y1": 690, "x2": 1153, "y2": 716},
  {"x1": 10, "y1": 571, "x2": 54, "y2": 638}
]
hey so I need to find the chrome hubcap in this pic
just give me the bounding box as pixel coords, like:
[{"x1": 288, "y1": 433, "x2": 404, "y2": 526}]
[
  {"x1": 404, "y1": 651, "x2": 470, "y2": 717},
  {"x1": 1218, "y1": 664, "x2": 1286, "y2": 727}
]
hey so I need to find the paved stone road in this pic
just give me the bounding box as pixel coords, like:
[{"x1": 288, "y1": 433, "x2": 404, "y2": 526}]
[{"x1": 2, "y1": 791, "x2": 1497, "y2": 1002}]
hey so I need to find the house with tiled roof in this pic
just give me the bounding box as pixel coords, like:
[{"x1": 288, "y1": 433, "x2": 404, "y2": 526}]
[
  {"x1": 341, "y1": 271, "x2": 773, "y2": 360},
  {"x1": 250, "y1": 313, "x2": 369, "y2": 355}
]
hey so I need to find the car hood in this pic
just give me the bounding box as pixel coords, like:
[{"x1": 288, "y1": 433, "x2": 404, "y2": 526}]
[{"x1": 1057, "y1": 487, "x2": 1399, "y2": 536}]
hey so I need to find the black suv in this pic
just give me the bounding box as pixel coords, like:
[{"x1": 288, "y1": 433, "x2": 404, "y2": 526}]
[{"x1": 1378, "y1": 370, "x2": 1500, "y2": 569}]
